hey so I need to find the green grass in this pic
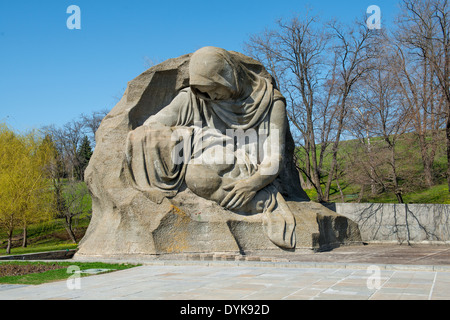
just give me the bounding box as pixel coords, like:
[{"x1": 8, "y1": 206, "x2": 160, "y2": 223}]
[
  {"x1": 0, "y1": 180, "x2": 91, "y2": 256},
  {"x1": 0, "y1": 243, "x2": 78, "y2": 256},
  {"x1": 406, "y1": 184, "x2": 450, "y2": 204},
  {"x1": 298, "y1": 130, "x2": 449, "y2": 204},
  {"x1": 0, "y1": 261, "x2": 139, "y2": 285},
  {"x1": 305, "y1": 182, "x2": 450, "y2": 204},
  {"x1": 366, "y1": 184, "x2": 450, "y2": 204},
  {"x1": 0, "y1": 217, "x2": 88, "y2": 256}
]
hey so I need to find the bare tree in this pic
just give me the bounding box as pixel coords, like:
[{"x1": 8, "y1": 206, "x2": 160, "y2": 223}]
[
  {"x1": 42, "y1": 109, "x2": 108, "y2": 181},
  {"x1": 321, "y1": 19, "x2": 377, "y2": 201},
  {"x1": 394, "y1": 1, "x2": 446, "y2": 187},
  {"x1": 349, "y1": 43, "x2": 413, "y2": 203},
  {"x1": 80, "y1": 109, "x2": 108, "y2": 148},
  {"x1": 40, "y1": 135, "x2": 89, "y2": 243},
  {"x1": 245, "y1": 14, "x2": 329, "y2": 201},
  {"x1": 245, "y1": 13, "x2": 376, "y2": 202},
  {"x1": 396, "y1": 46, "x2": 444, "y2": 186},
  {"x1": 397, "y1": 0, "x2": 450, "y2": 190},
  {"x1": 53, "y1": 181, "x2": 90, "y2": 244},
  {"x1": 42, "y1": 119, "x2": 84, "y2": 181}
]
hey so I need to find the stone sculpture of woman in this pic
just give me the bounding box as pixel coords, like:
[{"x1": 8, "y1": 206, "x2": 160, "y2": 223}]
[
  {"x1": 125, "y1": 46, "x2": 296, "y2": 249},
  {"x1": 75, "y1": 46, "x2": 361, "y2": 259}
]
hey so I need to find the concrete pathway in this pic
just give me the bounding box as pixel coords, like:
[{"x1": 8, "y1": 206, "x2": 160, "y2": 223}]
[
  {"x1": 0, "y1": 245, "x2": 449, "y2": 300},
  {"x1": 0, "y1": 261, "x2": 449, "y2": 300}
]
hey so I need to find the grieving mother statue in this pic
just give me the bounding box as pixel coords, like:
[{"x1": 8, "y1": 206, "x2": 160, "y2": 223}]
[{"x1": 125, "y1": 46, "x2": 296, "y2": 249}]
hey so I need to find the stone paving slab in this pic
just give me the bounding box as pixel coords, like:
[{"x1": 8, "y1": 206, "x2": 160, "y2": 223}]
[
  {"x1": 0, "y1": 262, "x2": 449, "y2": 300},
  {"x1": 0, "y1": 284, "x2": 28, "y2": 292},
  {"x1": 1, "y1": 244, "x2": 449, "y2": 300},
  {"x1": 72, "y1": 244, "x2": 450, "y2": 271}
]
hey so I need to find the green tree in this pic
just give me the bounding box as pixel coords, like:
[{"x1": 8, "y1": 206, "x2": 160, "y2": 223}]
[
  {"x1": 76, "y1": 136, "x2": 93, "y2": 181},
  {"x1": 54, "y1": 181, "x2": 90, "y2": 244},
  {"x1": 0, "y1": 125, "x2": 53, "y2": 253},
  {"x1": 20, "y1": 131, "x2": 55, "y2": 247},
  {"x1": 41, "y1": 134, "x2": 90, "y2": 243}
]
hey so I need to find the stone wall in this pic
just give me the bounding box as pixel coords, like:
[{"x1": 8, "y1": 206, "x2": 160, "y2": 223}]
[
  {"x1": 0, "y1": 250, "x2": 77, "y2": 261},
  {"x1": 325, "y1": 203, "x2": 450, "y2": 244}
]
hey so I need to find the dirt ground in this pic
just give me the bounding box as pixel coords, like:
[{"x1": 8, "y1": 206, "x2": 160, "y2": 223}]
[{"x1": 0, "y1": 264, "x2": 65, "y2": 277}]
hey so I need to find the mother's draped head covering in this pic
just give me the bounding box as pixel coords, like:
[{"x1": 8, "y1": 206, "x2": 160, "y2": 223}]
[
  {"x1": 188, "y1": 46, "x2": 278, "y2": 130},
  {"x1": 189, "y1": 46, "x2": 253, "y2": 101}
]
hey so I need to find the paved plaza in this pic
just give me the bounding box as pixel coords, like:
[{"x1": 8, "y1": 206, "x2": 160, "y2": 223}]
[{"x1": 0, "y1": 244, "x2": 449, "y2": 300}]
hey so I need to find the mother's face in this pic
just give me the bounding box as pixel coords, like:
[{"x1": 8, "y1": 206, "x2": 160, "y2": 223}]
[{"x1": 191, "y1": 83, "x2": 234, "y2": 101}]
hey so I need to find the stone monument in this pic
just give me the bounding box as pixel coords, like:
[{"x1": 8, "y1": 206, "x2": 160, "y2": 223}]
[{"x1": 75, "y1": 47, "x2": 361, "y2": 259}]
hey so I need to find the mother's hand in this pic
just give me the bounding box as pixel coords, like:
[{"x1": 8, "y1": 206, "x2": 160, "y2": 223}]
[{"x1": 220, "y1": 179, "x2": 258, "y2": 211}]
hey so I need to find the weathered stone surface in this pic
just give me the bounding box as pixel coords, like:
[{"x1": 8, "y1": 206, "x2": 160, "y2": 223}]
[{"x1": 75, "y1": 49, "x2": 361, "y2": 258}]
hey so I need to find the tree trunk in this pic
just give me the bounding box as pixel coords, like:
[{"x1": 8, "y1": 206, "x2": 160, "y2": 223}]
[
  {"x1": 324, "y1": 101, "x2": 346, "y2": 202},
  {"x1": 301, "y1": 148, "x2": 313, "y2": 189},
  {"x1": 298, "y1": 170, "x2": 311, "y2": 190},
  {"x1": 6, "y1": 233, "x2": 12, "y2": 255},
  {"x1": 357, "y1": 185, "x2": 365, "y2": 203},
  {"x1": 6, "y1": 218, "x2": 14, "y2": 254},
  {"x1": 65, "y1": 217, "x2": 78, "y2": 244},
  {"x1": 389, "y1": 145, "x2": 404, "y2": 204},
  {"x1": 447, "y1": 112, "x2": 450, "y2": 192},
  {"x1": 418, "y1": 133, "x2": 435, "y2": 187},
  {"x1": 307, "y1": 113, "x2": 325, "y2": 202},
  {"x1": 22, "y1": 224, "x2": 27, "y2": 248},
  {"x1": 445, "y1": 97, "x2": 450, "y2": 191},
  {"x1": 6, "y1": 240, "x2": 11, "y2": 255},
  {"x1": 324, "y1": 153, "x2": 338, "y2": 202},
  {"x1": 335, "y1": 171, "x2": 345, "y2": 203},
  {"x1": 395, "y1": 191, "x2": 404, "y2": 204},
  {"x1": 423, "y1": 161, "x2": 434, "y2": 188}
]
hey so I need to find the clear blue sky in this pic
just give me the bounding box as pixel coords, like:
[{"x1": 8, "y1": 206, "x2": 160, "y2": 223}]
[{"x1": 0, "y1": 0, "x2": 400, "y2": 132}]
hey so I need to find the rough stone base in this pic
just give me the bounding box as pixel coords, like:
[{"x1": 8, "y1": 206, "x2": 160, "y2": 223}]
[{"x1": 75, "y1": 188, "x2": 361, "y2": 259}]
